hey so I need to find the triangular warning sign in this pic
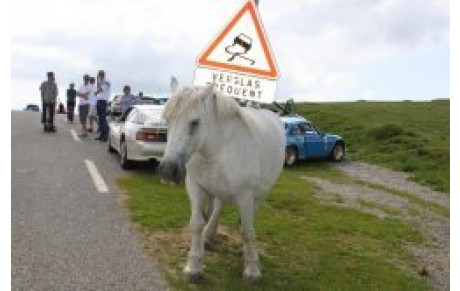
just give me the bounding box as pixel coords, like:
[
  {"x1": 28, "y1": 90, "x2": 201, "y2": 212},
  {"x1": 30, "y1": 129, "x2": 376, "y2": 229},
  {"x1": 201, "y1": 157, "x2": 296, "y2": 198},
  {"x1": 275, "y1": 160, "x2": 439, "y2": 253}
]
[{"x1": 197, "y1": 0, "x2": 279, "y2": 79}]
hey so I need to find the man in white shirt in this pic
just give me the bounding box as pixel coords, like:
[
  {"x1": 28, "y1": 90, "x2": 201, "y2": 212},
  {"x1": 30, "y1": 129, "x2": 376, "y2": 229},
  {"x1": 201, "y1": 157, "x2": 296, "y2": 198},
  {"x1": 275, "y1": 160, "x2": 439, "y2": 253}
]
[
  {"x1": 76, "y1": 74, "x2": 91, "y2": 137},
  {"x1": 95, "y1": 70, "x2": 111, "y2": 142},
  {"x1": 88, "y1": 77, "x2": 98, "y2": 133}
]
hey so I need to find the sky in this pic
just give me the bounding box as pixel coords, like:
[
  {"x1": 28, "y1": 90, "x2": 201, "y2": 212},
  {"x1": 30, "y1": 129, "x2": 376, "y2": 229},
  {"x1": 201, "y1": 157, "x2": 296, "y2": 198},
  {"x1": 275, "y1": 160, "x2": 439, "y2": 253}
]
[{"x1": 11, "y1": 0, "x2": 450, "y2": 110}]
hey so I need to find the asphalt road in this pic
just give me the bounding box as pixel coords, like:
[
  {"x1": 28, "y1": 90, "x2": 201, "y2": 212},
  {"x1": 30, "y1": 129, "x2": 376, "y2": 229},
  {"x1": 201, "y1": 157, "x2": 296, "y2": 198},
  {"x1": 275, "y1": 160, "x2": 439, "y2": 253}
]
[{"x1": 12, "y1": 111, "x2": 167, "y2": 290}]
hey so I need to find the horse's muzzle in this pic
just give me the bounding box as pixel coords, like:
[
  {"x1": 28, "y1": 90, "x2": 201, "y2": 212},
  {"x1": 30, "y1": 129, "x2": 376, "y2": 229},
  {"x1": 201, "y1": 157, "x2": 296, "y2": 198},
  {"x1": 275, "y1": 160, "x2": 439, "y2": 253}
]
[{"x1": 158, "y1": 159, "x2": 185, "y2": 184}]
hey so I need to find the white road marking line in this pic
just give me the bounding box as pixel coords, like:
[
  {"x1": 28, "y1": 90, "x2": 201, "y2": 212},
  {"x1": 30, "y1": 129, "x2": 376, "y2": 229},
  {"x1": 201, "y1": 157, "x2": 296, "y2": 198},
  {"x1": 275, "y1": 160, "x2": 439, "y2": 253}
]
[
  {"x1": 84, "y1": 159, "x2": 109, "y2": 193},
  {"x1": 70, "y1": 129, "x2": 81, "y2": 142}
]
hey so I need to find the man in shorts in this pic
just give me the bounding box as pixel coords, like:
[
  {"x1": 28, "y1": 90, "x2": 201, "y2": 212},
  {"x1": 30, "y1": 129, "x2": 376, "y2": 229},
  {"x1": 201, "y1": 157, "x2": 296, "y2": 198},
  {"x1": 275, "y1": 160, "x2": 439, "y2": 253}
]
[
  {"x1": 88, "y1": 77, "x2": 98, "y2": 133},
  {"x1": 76, "y1": 75, "x2": 91, "y2": 137}
]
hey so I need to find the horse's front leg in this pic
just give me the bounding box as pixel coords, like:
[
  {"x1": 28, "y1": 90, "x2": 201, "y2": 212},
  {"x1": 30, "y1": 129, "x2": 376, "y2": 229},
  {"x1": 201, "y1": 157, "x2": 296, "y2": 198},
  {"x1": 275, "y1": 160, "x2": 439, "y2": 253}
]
[
  {"x1": 235, "y1": 194, "x2": 261, "y2": 282},
  {"x1": 184, "y1": 176, "x2": 206, "y2": 283}
]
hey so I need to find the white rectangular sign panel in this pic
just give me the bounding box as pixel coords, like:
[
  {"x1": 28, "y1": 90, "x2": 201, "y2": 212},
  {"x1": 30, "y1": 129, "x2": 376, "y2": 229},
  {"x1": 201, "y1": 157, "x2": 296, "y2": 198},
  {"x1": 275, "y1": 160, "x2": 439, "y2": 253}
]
[{"x1": 194, "y1": 67, "x2": 277, "y2": 104}]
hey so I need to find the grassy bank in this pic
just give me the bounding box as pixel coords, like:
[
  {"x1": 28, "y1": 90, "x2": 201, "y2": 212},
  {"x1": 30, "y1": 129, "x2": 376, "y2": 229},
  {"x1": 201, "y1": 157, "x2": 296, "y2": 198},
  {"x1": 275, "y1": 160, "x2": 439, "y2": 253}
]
[
  {"x1": 293, "y1": 100, "x2": 449, "y2": 192},
  {"x1": 118, "y1": 164, "x2": 430, "y2": 290}
]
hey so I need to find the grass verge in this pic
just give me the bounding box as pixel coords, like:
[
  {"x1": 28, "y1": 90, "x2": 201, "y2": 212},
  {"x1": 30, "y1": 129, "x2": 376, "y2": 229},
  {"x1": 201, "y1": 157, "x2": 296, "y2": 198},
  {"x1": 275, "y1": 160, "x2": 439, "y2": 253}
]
[{"x1": 117, "y1": 165, "x2": 430, "y2": 290}]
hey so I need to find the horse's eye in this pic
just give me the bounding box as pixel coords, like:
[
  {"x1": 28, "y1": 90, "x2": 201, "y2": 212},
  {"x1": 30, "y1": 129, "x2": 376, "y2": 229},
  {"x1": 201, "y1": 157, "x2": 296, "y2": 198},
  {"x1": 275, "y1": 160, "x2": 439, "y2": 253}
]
[{"x1": 189, "y1": 119, "x2": 200, "y2": 135}]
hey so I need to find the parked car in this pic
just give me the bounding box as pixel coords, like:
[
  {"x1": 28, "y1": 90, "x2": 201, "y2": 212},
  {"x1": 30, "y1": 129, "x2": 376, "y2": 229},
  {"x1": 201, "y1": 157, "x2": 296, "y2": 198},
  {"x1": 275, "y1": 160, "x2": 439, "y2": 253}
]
[
  {"x1": 108, "y1": 93, "x2": 169, "y2": 117},
  {"x1": 107, "y1": 104, "x2": 167, "y2": 169},
  {"x1": 150, "y1": 92, "x2": 169, "y2": 105},
  {"x1": 281, "y1": 114, "x2": 345, "y2": 166},
  {"x1": 23, "y1": 104, "x2": 39, "y2": 112},
  {"x1": 137, "y1": 93, "x2": 169, "y2": 105}
]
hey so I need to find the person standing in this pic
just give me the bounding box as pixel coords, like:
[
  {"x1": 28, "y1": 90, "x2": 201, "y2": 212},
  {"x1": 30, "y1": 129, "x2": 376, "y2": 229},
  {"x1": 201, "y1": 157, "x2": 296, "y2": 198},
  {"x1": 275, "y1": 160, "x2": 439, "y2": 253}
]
[
  {"x1": 39, "y1": 72, "x2": 59, "y2": 132},
  {"x1": 88, "y1": 77, "x2": 98, "y2": 132},
  {"x1": 95, "y1": 70, "x2": 111, "y2": 142},
  {"x1": 76, "y1": 75, "x2": 91, "y2": 137},
  {"x1": 58, "y1": 102, "x2": 65, "y2": 114},
  {"x1": 66, "y1": 83, "x2": 76, "y2": 123},
  {"x1": 120, "y1": 85, "x2": 137, "y2": 115}
]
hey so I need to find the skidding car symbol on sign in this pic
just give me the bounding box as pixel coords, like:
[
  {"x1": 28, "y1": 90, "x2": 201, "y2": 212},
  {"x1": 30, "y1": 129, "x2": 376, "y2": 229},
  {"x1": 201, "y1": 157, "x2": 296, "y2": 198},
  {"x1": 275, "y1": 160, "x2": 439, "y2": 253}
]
[
  {"x1": 225, "y1": 33, "x2": 255, "y2": 65},
  {"x1": 194, "y1": 0, "x2": 279, "y2": 104}
]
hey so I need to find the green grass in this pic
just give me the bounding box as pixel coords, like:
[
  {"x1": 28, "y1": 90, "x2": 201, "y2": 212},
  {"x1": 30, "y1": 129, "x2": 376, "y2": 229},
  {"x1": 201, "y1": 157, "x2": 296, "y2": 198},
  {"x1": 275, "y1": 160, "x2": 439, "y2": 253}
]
[
  {"x1": 118, "y1": 165, "x2": 430, "y2": 290},
  {"x1": 291, "y1": 100, "x2": 449, "y2": 192}
]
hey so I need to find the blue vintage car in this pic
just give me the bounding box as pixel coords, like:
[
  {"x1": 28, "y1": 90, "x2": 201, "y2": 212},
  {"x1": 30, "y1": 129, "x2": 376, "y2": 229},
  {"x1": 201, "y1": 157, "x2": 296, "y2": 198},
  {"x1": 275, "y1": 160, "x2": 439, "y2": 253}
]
[{"x1": 280, "y1": 114, "x2": 345, "y2": 166}]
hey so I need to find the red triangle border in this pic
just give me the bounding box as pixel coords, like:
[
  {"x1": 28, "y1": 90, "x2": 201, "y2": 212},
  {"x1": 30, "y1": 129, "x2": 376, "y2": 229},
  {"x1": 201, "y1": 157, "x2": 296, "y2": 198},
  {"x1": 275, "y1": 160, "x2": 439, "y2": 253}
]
[{"x1": 197, "y1": 1, "x2": 279, "y2": 79}]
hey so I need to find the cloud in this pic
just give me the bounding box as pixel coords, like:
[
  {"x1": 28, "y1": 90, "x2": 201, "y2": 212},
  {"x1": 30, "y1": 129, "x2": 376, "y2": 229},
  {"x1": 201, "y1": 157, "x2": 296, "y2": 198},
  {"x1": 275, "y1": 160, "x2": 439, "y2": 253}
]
[{"x1": 11, "y1": 0, "x2": 449, "y2": 108}]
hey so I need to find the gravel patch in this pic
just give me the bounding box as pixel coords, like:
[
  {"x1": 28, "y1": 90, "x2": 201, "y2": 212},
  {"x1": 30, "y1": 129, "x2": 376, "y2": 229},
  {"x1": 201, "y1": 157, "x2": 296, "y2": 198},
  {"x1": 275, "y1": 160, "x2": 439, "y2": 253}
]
[
  {"x1": 304, "y1": 176, "x2": 412, "y2": 219},
  {"x1": 334, "y1": 162, "x2": 449, "y2": 208},
  {"x1": 303, "y1": 162, "x2": 450, "y2": 290}
]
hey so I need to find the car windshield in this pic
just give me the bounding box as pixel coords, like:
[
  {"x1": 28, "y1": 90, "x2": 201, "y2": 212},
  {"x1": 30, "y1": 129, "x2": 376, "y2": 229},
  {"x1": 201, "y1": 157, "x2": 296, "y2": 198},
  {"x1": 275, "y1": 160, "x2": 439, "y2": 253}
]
[
  {"x1": 300, "y1": 122, "x2": 315, "y2": 132},
  {"x1": 137, "y1": 97, "x2": 168, "y2": 105}
]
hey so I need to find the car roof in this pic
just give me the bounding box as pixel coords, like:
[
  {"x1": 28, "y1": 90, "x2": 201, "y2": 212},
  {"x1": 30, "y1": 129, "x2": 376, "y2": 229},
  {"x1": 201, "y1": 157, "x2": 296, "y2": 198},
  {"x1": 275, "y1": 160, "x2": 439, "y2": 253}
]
[{"x1": 280, "y1": 115, "x2": 311, "y2": 124}]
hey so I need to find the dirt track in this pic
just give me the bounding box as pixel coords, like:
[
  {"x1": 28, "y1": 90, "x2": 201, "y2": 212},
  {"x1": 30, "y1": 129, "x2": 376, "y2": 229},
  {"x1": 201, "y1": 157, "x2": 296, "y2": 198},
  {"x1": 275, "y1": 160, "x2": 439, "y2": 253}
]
[{"x1": 303, "y1": 161, "x2": 450, "y2": 291}]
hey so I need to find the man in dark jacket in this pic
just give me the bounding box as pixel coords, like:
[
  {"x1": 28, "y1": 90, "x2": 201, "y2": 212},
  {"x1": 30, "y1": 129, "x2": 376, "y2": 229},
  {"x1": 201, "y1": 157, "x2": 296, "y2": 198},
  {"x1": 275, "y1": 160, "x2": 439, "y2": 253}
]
[
  {"x1": 39, "y1": 72, "x2": 59, "y2": 132},
  {"x1": 66, "y1": 83, "x2": 76, "y2": 123}
]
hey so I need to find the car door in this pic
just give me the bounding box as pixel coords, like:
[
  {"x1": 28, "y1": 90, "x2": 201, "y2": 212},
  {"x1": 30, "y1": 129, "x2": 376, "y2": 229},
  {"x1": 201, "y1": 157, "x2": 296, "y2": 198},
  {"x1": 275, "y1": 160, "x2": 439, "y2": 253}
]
[
  {"x1": 111, "y1": 107, "x2": 135, "y2": 151},
  {"x1": 290, "y1": 124, "x2": 308, "y2": 160},
  {"x1": 301, "y1": 123, "x2": 326, "y2": 158},
  {"x1": 123, "y1": 109, "x2": 140, "y2": 148}
]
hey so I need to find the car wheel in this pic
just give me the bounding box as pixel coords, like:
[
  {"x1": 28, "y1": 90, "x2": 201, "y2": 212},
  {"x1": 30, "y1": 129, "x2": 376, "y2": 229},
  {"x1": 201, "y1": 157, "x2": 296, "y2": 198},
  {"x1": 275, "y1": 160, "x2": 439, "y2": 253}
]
[
  {"x1": 107, "y1": 136, "x2": 116, "y2": 153},
  {"x1": 285, "y1": 147, "x2": 298, "y2": 166},
  {"x1": 330, "y1": 143, "x2": 345, "y2": 162},
  {"x1": 120, "y1": 140, "x2": 133, "y2": 170}
]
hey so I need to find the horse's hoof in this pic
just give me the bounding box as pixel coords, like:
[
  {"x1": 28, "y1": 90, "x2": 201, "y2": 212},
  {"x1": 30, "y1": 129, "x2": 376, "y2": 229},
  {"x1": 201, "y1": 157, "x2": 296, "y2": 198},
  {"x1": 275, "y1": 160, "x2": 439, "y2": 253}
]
[
  {"x1": 243, "y1": 273, "x2": 262, "y2": 285},
  {"x1": 185, "y1": 272, "x2": 204, "y2": 284},
  {"x1": 243, "y1": 265, "x2": 262, "y2": 285}
]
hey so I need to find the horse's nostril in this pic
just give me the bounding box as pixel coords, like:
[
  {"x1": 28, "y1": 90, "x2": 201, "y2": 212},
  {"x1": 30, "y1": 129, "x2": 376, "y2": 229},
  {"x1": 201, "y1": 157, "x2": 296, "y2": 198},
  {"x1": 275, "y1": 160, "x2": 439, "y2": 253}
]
[{"x1": 158, "y1": 157, "x2": 186, "y2": 184}]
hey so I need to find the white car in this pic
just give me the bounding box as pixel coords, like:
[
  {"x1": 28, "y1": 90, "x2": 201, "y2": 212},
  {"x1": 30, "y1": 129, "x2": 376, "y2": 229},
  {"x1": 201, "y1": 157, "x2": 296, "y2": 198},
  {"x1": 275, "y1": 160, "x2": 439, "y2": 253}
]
[{"x1": 107, "y1": 104, "x2": 167, "y2": 169}]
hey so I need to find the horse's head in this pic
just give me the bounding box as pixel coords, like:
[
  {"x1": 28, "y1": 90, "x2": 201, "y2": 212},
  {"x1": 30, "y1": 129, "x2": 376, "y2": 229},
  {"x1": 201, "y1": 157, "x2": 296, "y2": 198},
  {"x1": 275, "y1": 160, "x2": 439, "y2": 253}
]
[{"x1": 159, "y1": 77, "x2": 217, "y2": 184}]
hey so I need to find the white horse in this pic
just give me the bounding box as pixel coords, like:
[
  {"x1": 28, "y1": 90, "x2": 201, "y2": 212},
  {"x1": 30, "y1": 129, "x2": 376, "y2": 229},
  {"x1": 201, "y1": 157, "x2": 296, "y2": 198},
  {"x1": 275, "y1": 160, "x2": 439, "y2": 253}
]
[{"x1": 159, "y1": 77, "x2": 285, "y2": 283}]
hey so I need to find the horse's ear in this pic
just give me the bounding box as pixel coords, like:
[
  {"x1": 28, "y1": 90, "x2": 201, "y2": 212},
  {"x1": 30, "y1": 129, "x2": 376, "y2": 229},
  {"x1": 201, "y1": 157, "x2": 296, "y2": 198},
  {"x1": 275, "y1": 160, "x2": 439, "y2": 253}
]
[
  {"x1": 200, "y1": 84, "x2": 216, "y2": 114},
  {"x1": 170, "y1": 76, "x2": 179, "y2": 93}
]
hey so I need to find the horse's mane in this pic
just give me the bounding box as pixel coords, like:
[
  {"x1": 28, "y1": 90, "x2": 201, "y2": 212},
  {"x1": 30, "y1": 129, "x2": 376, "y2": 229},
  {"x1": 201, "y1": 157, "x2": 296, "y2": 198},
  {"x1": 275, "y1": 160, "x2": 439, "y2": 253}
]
[
  {"x1": 162, "y1": 87, "x2": 197, "y2": 121},
  {"x1": 163, "y1": 86, "x2": 257, "y2": 132}
]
